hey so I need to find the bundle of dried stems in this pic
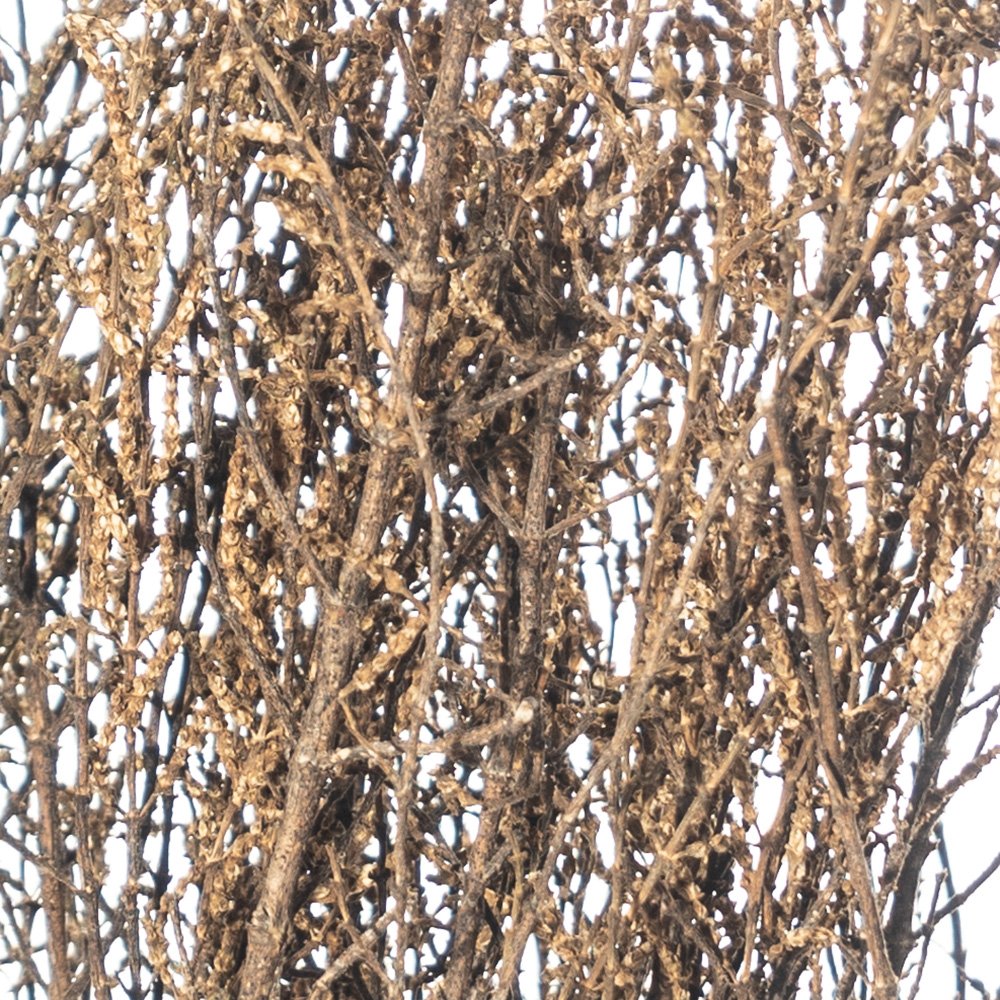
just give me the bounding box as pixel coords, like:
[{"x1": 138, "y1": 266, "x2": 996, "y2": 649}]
[{"x1": 2, "y1": 0, "x2": 1000, "y2": 998}]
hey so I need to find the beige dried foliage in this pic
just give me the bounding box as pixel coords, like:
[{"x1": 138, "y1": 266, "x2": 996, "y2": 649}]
[{"x1": 2, "y1": 1, "x2": 1000, "y2": 998}]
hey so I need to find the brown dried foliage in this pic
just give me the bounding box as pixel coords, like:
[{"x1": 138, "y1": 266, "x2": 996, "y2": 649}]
[{"x1": 2, "y1": 0, "x2": 1000, "y2": 997}]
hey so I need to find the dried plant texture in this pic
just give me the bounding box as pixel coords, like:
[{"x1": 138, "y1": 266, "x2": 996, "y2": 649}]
[{"x1": 2, "y1": 0, "x2": 1000, "y2": 997}]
